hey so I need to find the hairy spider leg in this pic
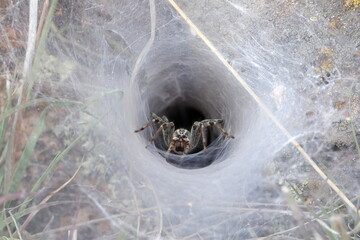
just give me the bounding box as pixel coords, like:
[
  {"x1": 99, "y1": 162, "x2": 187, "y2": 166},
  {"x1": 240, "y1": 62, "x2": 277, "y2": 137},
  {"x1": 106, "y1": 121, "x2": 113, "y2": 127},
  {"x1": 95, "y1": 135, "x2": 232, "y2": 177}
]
[
  {"x1": 188, "y1": 122, "x2": 202, "y2": 153},
  {"x1": 201, "y1": 124, "x2": 208, "y2": 151},
  {"x1": 161, "y1": 115, "x2": 169, "y2": 122},
  {"x1": 136, "y1": 114, "x2": 235, "y2": 155},
  {"x1": 134, "y1": 118, "x2": 160, "y2": 133},
  {"x1": 166, "y1": 141, "x2": 175, "y2": 154},
  {"x1": 197, "y1": 119, "x2": 235, "y2": 152},
  {"x1": 162, "y1": 122, "x2": 175, "y2": 146},
  {"x1": 134, "y1": 112, "x2": 169, "y2": 133},
  {"x1": 184, "y1": 143, "x2": 190, "y2": 154},
  {"x1": 211, "y1": 120, "x2": 235, "y2": 139},
  {"x1": 147, "y1": 122, "x2": 172, "y2": 147}
]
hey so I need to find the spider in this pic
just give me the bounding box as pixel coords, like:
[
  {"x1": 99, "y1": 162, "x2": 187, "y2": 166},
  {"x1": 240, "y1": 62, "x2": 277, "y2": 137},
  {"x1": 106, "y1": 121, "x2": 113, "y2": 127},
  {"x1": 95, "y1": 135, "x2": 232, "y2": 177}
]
[{"x1": 134, "y1": 113, "x2": 235, "y2": 155}]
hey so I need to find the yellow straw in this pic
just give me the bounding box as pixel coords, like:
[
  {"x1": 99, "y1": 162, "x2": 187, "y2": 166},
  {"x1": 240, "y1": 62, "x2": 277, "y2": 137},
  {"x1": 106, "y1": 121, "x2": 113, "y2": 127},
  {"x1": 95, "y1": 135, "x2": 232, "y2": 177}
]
[{"x1": 167, "y1": 0, "x2": 359, "y2": 214}]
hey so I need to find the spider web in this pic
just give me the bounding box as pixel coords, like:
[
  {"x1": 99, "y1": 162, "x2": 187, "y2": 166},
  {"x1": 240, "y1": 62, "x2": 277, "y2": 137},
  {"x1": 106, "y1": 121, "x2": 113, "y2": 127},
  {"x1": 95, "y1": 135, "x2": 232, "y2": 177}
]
[{"x1": 1, "y1": 0, "x2": 360, "y2": 239}]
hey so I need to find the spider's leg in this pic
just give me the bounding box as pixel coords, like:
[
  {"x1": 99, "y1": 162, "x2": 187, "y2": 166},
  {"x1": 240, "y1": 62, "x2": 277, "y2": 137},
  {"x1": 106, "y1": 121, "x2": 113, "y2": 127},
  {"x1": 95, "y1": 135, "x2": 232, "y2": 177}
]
[
  {"x1": 167, "y1": 140, "x2": 175, "y2": 153},
  {"x1": 134, "y1": 119, "x2": 157, "y2": 133},
  {"x1": 198, "y1": 119, "x2": 235, "y2": 151},
  {"x1": 201, "y1": 124, "x2": 208, "y2": 151},
  {"x1": 188, "y1": 122, "x2": 202, "y2": 153},
  {"x1": 146, "y1": 123, "x2": 168, "y2": 146},
  {"x1": 134, "y1": 113, "x2": 163, "y2": 133},
  {"x1": 212, "y1": 120, "x2": 235, "y2": 139},
  {"x1": 162, "y1": 122, "x2": 175, "y2": 146},
  {"x1": 184, "y1": 143, "x2": 190, "y2": 154}
]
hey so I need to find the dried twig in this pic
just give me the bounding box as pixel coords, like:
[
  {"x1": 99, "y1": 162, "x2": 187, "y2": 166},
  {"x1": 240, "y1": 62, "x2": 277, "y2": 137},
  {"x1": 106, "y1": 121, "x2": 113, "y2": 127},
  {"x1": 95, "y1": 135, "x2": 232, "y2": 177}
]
[
  {"x1": 167, "y1": 0, "x2": 359, "y2": 215},
  {"x1": 36, "y1": 0, "x2": 50, "y2": 45},
  {"x1": 23, "y1": 0, "x2": 38, "y2": 78},
  {"x1": 18, "y1": 165, "x2": 81, "y2": 234}
]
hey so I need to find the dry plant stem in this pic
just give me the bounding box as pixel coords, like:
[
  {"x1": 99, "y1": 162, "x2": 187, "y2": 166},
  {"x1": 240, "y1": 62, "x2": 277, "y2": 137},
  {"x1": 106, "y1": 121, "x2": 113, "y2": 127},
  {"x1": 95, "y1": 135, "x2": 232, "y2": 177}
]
[
  {"x1": 208, "y1": 201, "x2": 313, "y2": 209},
  {"x1": 255, "y1": 196, "x2": 360, "y2": 239},
  {"x1": 8, "y1": 0, "x2": 38, "y2": 197},
  {"x1": 205, "y1": 206, "x2": 302, "y2": 215},
  {"x1": 331, "y1": 216, "x2": 349, "y2": 240},
  {"x1": 0, "y1": 191, "x2": 34, "y2": 205},
  {"x1": 282, "y1": 187, "x2": 325, "y2": 239},
  {"x1": 181, "y1": 215, "x2": 238, "y2": 240},
  {"x1": 69, "y1": 229, "x2": 78, "y2": 240},
  {"x1": 0, "y1": 97, "x2": 82, "y2": 122},
  {"x1": 145, "y1": 176, "x2": 163, "y2": 240},
  {"x1": 282, "y1": 187, "x2": 304, "y2": 224},
  {"x1": 68, "y1": 206, "x2": 80, "y2": 240},
  {"x1": 36, "y1": 0, "x2": 50, "y2": 46},
  {"x1": 23, "y1": 0, "x2": 38, "y2": 78},
  {"x1": 348, "y1": 221, "x2": 360, "y2": 235},
  {"x1": 1, "y1": 200, "x2": 138, "y2": 229},
  {"x1": 8, "y1": 210, "x2": 23, "y2": 240},
  {"x1": 4, "y1": 115, "x2": 17, "y2": 194},
  {"x1": 125, "y1": 176, "x2": 141, "y2": 238},
  {"x1": 42, "y1": 215, "x2": 55, "y2": 235},
  {"x1": 167, "y1": 0, "x2": 359, "y2": 215},
  {"x1": 68, "y1": 204, "x2": 80, "y2": 240},
  {"x1": 9, "y1": 95, "x2": 34, "y2": 198},
  {"x1": 17, "y1": 165, "x2": 81, "y2": 234},
  {"x1": 31, "y1": 212, "x2": 135, "y2": 238},
  {"x1": 146, "y1": 213, "x2": 227, "y2": 235}
]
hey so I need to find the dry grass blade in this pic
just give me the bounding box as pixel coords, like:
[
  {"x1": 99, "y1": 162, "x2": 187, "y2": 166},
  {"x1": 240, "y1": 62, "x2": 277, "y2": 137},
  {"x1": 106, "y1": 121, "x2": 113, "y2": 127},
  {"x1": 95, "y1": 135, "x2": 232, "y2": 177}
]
[
  {"x1": 141, "y1": 174, "x2": 163, "y2": 240},
  {"x1": 8, "y1": 209, "x2": 23, "y2": 240},
  {"x1": 22, "y1": 0, "x2": 38, "y2": 78},
  {"x1": 30, "y1": 212, "x2": 134, "y2": 238},
  {"x1": 348, "y1": 220, "x2": 360, "y2": 235},
  {"x1": 0, "y1": 97, "x2": 82, "y2": 122},
  {"x1": 167, "y1": 0, "x2": 359, "y2": 215},
  {"x1": 181, "y1": 216, "x2": 236, "y2": 240},
  {"x1": 330, "y1": 215, "x2": 349, "y2": 240},
  {"x1": 17, "y1": 165, "x2": 81, "y2": 234},
  {"x1": 0, "y1": 191, "x2": 29, "y2": 206},
  {"x1": 36, "y1": 0, "x2": 50, "y2": 45},
  {"x1": 8, "y1": 106, "x2": 49, "y2": 195},
  {"x1": 30, "y1": 114, "x2": 103, "y2": 195},
  {"x1": 25, "y1": 0, "x2": 59, "y2": 101},
  {"x1": 348, "y1": 83, "x2": 360, "y2": 156},
  {"x1": 0, "y1": 200, "x2": 93, "y2": 230}
]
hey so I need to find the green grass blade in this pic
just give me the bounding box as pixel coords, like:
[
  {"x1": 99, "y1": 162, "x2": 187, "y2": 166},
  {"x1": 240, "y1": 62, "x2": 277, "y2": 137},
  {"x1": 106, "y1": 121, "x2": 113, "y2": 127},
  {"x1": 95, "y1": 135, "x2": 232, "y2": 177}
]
[
  {"x1": 7, "y1": 106, "x2": 50, "y2": 195},
  {"x1": 16, "y1": 113, "x2": 105, "y2": 214},
  {"x1": 0, "y1": 84, "x2": 13, "y2": 193},
  {"x1": 349, "y1": 83, "x2": 360, "y2": 156},
  {"x1": 0, "y1": 99, "x2": 11, "y2": 158},
  {"x1": 25, "y1": 0, "x2": 59, "y2": 101},
  {"x1": 4, "y1": 89, "x2": 119, "y2": 199},
  {"x1": 0, "y1": 143, "x2": 8, "y2": 190},
  {"x1": 30, "y1": 113, "x2": 105, "y2": 193},
  {"x1": 0, "y1": 97, "x2": 82, "y2": 123}
]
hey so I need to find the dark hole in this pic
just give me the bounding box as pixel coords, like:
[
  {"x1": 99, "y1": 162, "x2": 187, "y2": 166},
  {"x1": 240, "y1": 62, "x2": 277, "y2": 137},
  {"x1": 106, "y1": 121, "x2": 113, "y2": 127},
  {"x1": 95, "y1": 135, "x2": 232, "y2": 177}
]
[
  {"x1": 158, "y1": 100, "x2": 219, "y2": 150},
  {"x1": 150, "y1": 100, "x2": 223, "y2": 169},
  {"x1": 160, "y1": 100, "x2": 206, "y2": 130},
  {"x1": 331, "y1": 144, "x2": 341, "y2": 152}
]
